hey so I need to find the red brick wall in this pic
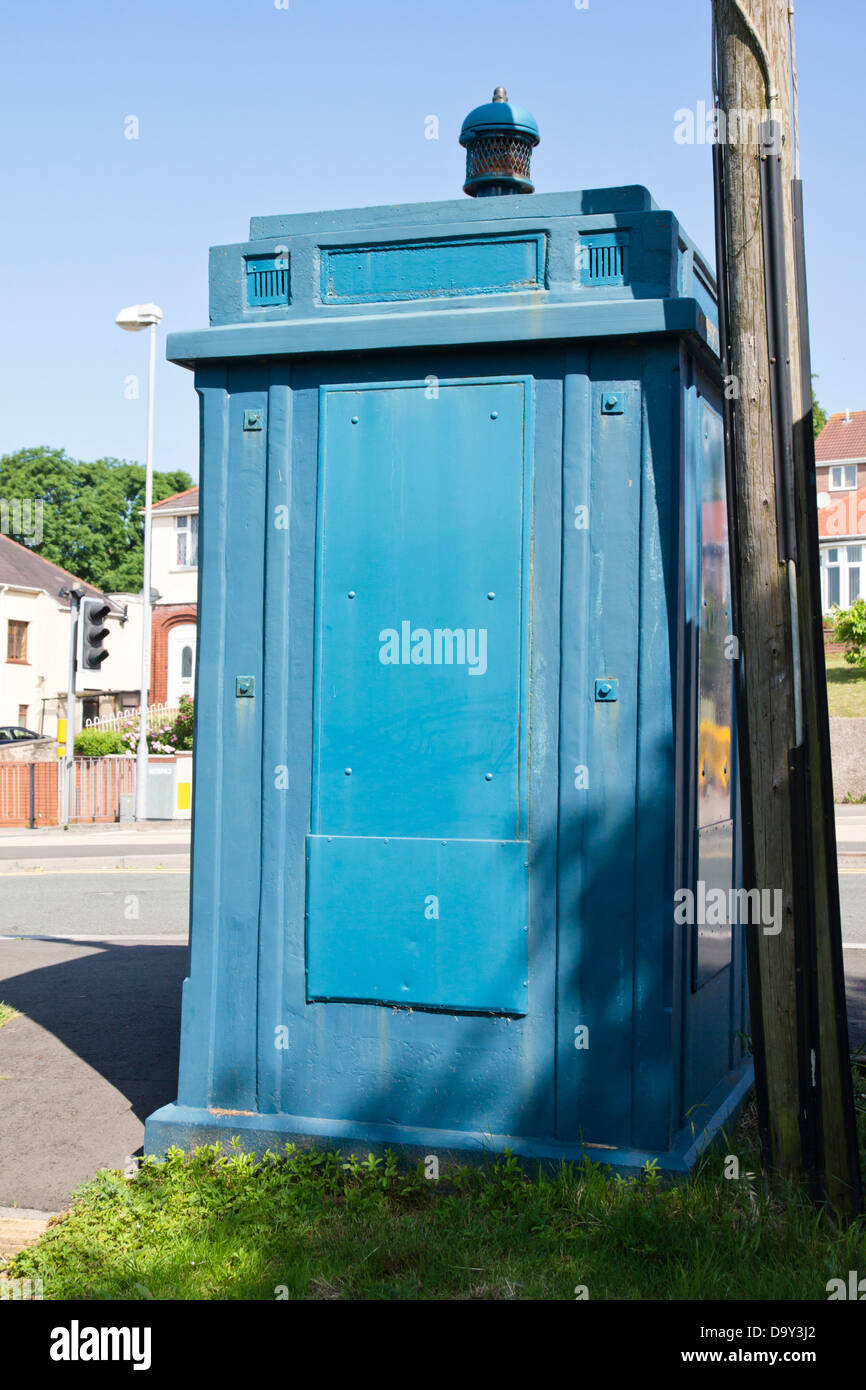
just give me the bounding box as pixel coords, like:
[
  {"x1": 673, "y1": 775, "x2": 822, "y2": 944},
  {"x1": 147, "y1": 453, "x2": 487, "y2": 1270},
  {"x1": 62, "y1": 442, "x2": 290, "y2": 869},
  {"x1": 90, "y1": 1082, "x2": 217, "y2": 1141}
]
[{"x1": 150, "y1": 605, "x2": 198, "y2": 705}]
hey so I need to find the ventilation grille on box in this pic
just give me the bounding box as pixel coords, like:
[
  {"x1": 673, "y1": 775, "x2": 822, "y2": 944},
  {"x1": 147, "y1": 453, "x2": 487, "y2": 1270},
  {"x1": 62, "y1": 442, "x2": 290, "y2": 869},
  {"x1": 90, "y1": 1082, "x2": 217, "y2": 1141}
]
[
  {"x1": 580, "y1": 234, "x2": 628, "y2": 287},
  {"x1": 246, "y1": 254, "x2": 290, "y2": 307}
]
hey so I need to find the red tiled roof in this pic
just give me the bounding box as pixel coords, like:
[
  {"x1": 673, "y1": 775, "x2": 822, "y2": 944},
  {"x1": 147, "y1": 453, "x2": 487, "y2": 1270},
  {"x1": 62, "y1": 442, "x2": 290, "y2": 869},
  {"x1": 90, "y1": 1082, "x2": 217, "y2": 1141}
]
[
  {"x1": 815, "y1": 412, "x2": 866, "y2": 463},
  {"x1": 151, "y1": 487, "x2": 199, "y2": 512},
  {"x1": 0, "y1": 533, "x2": 103, "y2": 600}
]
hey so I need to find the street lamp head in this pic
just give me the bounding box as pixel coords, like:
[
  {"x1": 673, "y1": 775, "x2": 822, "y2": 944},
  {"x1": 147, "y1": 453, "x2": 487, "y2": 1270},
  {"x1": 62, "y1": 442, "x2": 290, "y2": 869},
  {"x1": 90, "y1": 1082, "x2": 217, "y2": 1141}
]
[{"x1": 115, "y1": 303, "x2": 163, "y2": 332}]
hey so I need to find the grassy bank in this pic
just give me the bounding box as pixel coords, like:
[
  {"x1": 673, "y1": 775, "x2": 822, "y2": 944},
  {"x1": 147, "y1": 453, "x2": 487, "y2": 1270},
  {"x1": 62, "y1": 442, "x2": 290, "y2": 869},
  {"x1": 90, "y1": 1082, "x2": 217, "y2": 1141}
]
[
  {"x1": 7, "y1": 1068, "x2": 866, "y2": 1301},
  {"x1": 826, "y1": 654, "x2": 866, "y2": 717}
]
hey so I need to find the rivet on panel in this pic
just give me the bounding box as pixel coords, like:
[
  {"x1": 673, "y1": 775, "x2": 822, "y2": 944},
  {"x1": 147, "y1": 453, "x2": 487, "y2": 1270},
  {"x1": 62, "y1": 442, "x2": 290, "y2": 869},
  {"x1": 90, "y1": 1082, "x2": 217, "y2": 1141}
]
[
  {"x1": 487, "y1": 592, "x2": 495, "y2": 600},
  {"x1": 344, "y1": 768, "x2": 352, "y2": 776},
  {"x1": 347, "y1": 591, "x2": 355, "y2": 599},
  {"x1": 490, "y1": 411, "x2": 499, "y2": 420},
  {"x1": 351, "y1": 416, "x2": 359, "y2": 424}
]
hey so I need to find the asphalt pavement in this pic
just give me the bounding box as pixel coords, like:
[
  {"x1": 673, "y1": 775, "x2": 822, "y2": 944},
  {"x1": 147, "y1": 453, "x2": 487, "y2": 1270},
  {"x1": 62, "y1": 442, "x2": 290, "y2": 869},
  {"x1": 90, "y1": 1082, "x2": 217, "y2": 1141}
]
[
  {"x1": 0, "y1": 936, "x2": 184, "y2": 1210},
  {"x1": 0, "y1": 823, "x2": 190, "y2": 1219}
]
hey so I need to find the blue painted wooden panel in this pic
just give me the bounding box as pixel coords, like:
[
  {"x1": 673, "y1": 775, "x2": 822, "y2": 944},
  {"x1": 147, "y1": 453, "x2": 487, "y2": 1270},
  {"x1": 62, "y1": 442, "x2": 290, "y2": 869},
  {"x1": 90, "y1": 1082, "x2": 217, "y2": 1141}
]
[
  {"x1": 320, "y1": 234, "x2": 546, "y2": 303},
  {"x1": 271, "y1": 354, "x2": 554, "y2": 1145},
  {"x1": 306, "y1": 835, "x2": 528, "y2": 1013},
  {"x1": 177, "y1": 365, "x2": 267, "y2": 1112},
  {"x1": 556, "y1": 352, "x2": 644, "y2": 1147},
  {"x1": 313, "y1": 379, "x2": 531, "y2": 841}
]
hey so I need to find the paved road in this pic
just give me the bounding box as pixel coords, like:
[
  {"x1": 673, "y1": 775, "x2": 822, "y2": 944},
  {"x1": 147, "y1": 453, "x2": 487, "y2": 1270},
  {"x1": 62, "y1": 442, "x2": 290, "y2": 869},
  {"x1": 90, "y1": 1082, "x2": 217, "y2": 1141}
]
[
  {"x1": 0, "y1": 842, "x2": 189, "y2": 860},
  {"x1": 0, "y1": 839, "x2": 190, "y2": 1209},
  {"x1": 0, "y1": 870, "x2": 189, "y2": 937}
]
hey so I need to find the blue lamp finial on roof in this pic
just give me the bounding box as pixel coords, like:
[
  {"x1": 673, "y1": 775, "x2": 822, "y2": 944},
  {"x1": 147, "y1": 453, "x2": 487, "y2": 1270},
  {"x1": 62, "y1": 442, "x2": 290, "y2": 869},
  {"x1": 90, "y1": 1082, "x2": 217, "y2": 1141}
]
[{"x1": 459, "y1": 87, "x2": 540, "y2": 197}]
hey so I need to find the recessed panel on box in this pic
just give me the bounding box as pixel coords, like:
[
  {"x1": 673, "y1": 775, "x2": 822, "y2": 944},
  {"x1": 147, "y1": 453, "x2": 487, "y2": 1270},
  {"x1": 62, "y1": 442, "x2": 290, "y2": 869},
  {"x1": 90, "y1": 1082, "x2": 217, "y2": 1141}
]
[
  {"x1": 306, "y1": 835, "x2": 529, "y2": 1014},
  {"x1": 321, "y1": 234, "x2": 546, "y2": 303},
  {"x1": 312, "y1": 379, "x2": 531, "y2": 842}
]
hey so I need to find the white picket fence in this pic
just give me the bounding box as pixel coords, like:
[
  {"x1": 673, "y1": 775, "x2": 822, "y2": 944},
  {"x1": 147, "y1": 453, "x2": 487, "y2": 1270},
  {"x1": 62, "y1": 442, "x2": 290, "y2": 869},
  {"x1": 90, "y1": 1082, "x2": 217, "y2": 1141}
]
[{"x1": 83, "y1": 702, "x2": 180, "y2": 734}]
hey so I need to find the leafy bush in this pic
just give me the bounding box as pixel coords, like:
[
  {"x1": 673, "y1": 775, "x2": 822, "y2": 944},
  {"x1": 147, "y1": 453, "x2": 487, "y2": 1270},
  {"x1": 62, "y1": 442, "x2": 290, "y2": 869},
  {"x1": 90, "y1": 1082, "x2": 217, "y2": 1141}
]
[
  {"x1": 168, "y1": 694, "x2": 194, "y2": 752},
  {"x1": 832, "y1": 599, "x2": 866, "y2": 668},
  {"x1": 73, "y1": 728, "x2": 126, "y2": 756},
  {"x1": 74, "y1": 697, "x2": 195, "y2": 758},
  {"x1": 118, "y1": 694, "x2": 194, "y2": 755}
]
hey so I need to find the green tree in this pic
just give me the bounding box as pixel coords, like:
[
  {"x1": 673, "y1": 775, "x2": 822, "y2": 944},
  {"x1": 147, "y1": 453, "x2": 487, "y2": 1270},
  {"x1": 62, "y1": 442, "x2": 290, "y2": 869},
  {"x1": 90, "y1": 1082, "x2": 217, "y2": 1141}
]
[
  {"x1": 0, "y1": 447, "x2": 192, "y2": 591},
  {"x1": 832, "y1": 599, "x2": 866, "y2": 669},
  {"x1": 812, "y1": 384, "x2": 827, "y2": 441}
]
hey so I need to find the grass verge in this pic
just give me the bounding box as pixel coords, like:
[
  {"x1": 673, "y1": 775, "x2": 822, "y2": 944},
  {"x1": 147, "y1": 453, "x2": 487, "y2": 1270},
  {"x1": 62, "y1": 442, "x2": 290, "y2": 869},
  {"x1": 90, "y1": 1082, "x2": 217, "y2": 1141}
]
[
  {"x1": 0, "y1": 1001, "x2": 20, "y2": 1029},
  {"x1": 826, "y1": 654, "x2": 866, "y2": 717},
  {"x1": 6, "y1": 1065, "x2": 866, "y2": 1301}
]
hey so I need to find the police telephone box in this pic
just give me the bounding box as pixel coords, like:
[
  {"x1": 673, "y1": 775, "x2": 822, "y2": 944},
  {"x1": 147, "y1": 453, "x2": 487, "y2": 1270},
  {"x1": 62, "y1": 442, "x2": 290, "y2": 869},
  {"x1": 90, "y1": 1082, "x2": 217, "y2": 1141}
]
[{"x1": 145, "y1": 92, "x2": 751, "y2": 1173}]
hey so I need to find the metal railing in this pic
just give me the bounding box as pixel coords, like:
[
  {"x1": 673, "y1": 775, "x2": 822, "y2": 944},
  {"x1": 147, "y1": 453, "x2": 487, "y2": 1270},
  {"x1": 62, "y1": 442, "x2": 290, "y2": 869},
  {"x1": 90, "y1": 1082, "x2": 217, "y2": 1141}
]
[
  {"x1": 65, "y1": 756, "x2": 137, "y2": 823},
  {"x1": 0, "y1": 757, "x2": 137, "y2": 827},
  {"x1": 82, "y1": 702, "x2": 180, "y2": 734}
]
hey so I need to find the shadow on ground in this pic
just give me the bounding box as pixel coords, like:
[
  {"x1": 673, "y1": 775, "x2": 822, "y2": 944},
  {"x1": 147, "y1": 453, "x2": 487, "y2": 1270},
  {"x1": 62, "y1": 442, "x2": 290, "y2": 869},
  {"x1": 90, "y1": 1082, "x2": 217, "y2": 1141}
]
[{"x1": 0, "y1": 939, "x2": 185, "y2": 1208}]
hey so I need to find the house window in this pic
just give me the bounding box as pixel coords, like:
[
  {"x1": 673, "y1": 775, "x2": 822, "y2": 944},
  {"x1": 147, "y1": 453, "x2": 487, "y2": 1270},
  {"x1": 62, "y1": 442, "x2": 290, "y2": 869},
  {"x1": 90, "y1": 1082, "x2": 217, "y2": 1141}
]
[
  {"x1": 829, "y1": 464, "x2": 858, "y2": 490},
  {"x1": 6, "y1": 620, "x2": 28, "y2": 662},
  {"x1": 181, "y1": 645, "x2": 193, "y2": 680},
  {"x1": 17, "y1": 705, "x2": 28, "y2": 727},
  {"x1": 822, "y1": 544, "x2": 864, "y2": 610},
  {"x1": 176, "y1": 514, "x2": 199, "y2": 568}
]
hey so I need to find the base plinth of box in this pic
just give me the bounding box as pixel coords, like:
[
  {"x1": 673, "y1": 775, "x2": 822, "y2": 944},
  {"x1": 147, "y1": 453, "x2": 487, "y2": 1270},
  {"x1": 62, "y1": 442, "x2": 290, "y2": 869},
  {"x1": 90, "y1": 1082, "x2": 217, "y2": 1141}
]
[{"x1": 145, "y1": 1062, "x2": 753, "y2": 1178}]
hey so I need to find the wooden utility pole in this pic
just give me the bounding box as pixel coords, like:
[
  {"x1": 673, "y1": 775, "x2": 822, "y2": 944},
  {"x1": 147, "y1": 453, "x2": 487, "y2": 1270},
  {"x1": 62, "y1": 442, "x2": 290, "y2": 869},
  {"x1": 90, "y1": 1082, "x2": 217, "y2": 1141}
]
[{"x1": 712, "y1": 0, "x2": 861, "y2": 1214}]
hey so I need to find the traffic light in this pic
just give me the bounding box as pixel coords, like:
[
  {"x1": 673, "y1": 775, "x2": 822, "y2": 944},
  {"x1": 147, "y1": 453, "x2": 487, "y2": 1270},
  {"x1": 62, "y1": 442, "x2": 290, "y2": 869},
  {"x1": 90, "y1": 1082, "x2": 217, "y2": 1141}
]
[{"x1": 80, "y1": 597, "x2": 111, "y2": 670}]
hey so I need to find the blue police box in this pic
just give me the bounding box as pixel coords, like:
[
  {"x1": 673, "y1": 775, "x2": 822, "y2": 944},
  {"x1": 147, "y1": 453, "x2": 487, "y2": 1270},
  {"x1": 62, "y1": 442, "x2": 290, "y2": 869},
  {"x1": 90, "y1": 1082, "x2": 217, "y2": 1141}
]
[{"x1": 145, "y1": 92, "x2": 752, "y2": 1174}]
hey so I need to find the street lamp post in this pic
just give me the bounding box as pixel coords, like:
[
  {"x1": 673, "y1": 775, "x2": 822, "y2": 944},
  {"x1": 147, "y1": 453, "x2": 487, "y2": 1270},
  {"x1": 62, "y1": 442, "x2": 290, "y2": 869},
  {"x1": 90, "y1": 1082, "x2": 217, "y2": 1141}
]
[{"x1": 116, "y1": 302, "x2": 163, "y2": 821}]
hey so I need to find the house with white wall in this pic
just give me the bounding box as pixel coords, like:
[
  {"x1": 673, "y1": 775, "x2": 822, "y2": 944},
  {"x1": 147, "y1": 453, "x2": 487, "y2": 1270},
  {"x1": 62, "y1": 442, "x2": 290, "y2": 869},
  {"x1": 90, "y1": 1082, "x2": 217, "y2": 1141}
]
[
  {"x1": 0, "y1": 535, "x2": 144, "y2": 735},
  {"x1": 149, "y1": 487, "x2": 198, "y2": 705},
  {"x1": 817, "y1": 410, "x2": 866, "y2": 613}
]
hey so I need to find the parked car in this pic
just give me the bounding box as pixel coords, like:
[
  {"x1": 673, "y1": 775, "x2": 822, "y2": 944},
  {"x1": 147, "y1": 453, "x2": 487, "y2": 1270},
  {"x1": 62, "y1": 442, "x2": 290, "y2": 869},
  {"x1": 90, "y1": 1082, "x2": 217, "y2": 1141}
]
[{"x1": 0, "y1": 726, "x2": 48, "y2": 744}]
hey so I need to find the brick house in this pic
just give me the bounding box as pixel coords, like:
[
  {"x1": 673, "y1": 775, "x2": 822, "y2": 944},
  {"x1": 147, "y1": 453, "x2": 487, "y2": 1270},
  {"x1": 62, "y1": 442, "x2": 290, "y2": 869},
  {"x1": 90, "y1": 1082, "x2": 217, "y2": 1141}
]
[
  {"x1": 149, "y1": 487, "x2": 199, "y2": 705},
  {"x1": 817, "y1": 410, "x2": 866, "y2": 613}
]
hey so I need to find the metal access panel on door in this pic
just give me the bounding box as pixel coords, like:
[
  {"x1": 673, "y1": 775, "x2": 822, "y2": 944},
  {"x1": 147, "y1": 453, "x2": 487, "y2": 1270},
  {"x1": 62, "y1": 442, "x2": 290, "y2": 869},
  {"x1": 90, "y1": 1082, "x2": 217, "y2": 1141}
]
[
  {"x1": 308, "y1": 377, "x2": 532, "y2": 1014},
  {"x1": 306, "y1": 835, "x2": 528, "y2": 1014}
]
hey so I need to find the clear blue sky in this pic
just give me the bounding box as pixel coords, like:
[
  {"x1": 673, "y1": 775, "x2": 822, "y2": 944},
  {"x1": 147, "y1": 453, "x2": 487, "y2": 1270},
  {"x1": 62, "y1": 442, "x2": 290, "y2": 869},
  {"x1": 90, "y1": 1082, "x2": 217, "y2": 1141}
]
[{"x1": 1, "y1": 0, "x2": 861, "y2": 480}]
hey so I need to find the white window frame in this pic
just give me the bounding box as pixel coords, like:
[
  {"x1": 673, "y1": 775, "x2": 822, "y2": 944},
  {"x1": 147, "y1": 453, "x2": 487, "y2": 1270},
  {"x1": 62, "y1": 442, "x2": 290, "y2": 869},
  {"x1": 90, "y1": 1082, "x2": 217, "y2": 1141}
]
[
  {"x1": 829, "y1": 464, "x2": 858, "y2": 491},
  {"x1": 822, "y1": 543, "x2": 864, "y2": 611},
  {"x1": 175, "y1": 513, "x2": 199, "y2": 569}
]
